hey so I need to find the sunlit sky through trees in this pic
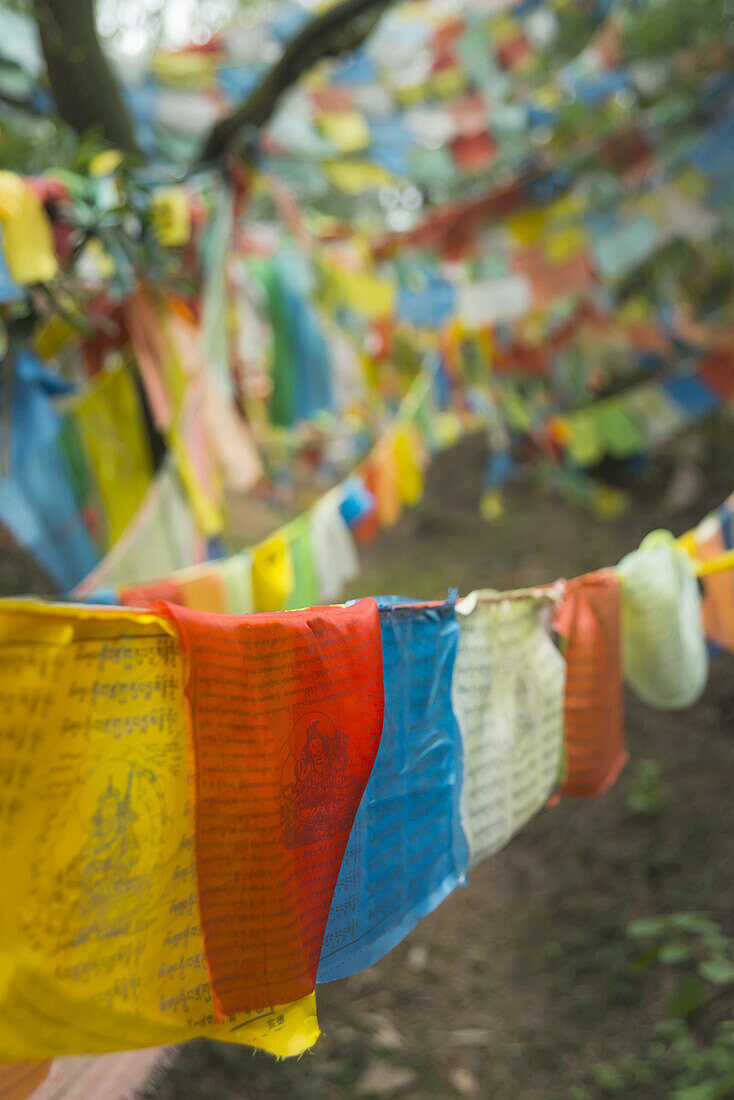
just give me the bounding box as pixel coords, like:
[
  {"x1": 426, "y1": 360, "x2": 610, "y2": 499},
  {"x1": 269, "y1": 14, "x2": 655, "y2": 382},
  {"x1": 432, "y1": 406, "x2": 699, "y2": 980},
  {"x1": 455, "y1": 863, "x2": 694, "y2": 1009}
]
[{"x1": 96, "y1": 0, "x2": 316, "y2": 59}]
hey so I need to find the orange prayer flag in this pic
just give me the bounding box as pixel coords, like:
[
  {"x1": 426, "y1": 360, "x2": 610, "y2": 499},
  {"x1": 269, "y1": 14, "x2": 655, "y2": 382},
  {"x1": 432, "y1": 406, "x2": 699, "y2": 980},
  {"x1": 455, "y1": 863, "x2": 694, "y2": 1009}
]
[
  {"x1": 354, "y1": 509, "x2": 379, "y2": 545},
  {"x1": 0, "y1": 1062, "x2": 50, "y2": 1099},
  {"x1": 179, "y1": 568, "x2": 227, "y2": 613},
  {"x1": 363, "y1": 442, "x2": 402, "y2": 528},
  {"x1": 123, "y1": 290, "x2": 175, "y2": 431},
  {"x1": 119, "y1": 579, "x2": 185, "y2": 608},
  {"x1": 695, "y1": 521, "x2": 734, "y2": 653},
  {"x1": 553, "y1": 571, "x2": 628, "y2": 798},
  {"x1": 158, "y1": 598, "x2": 384, "y2": 1019}
]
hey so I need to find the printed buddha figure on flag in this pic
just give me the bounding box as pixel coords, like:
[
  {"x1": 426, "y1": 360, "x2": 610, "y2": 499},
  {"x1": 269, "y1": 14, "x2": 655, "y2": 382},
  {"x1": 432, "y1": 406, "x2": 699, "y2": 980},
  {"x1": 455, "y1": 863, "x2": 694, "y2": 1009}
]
[
  {"x1": 281, "y1": 713, "x2": 363, "y2": 848},
  {"x1": 23, "y1": 761, "x2": 167, "y2": 949},
  {"x1": 81, "y1": 770, "x2": 141, "y2": 915}
]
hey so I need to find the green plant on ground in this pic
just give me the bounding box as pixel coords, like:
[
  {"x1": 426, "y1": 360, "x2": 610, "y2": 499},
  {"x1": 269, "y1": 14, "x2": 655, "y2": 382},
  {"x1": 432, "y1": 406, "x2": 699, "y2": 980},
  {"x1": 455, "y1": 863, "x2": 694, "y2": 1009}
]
[
  {"x1": 624, "y1": 758, "x2": 670, "y2": 816},
  {"x1": 584, "y1": 913, "x2": 734, "y2": 1098}
]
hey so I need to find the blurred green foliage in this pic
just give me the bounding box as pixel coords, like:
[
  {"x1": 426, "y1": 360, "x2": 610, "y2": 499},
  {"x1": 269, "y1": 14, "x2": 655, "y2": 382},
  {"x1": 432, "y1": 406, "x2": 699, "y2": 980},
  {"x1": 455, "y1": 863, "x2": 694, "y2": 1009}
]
[
  {"x1": 580, "y1": 908, "x2": 734, "y2": 1095},
  {"x1": 624, "y1": 758, "x2": 670, "y2": 816}
]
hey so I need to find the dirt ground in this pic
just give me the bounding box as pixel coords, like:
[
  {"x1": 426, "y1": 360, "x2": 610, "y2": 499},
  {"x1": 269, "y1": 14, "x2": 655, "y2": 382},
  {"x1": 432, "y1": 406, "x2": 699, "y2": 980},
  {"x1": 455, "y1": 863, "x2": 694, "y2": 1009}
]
[{"x1": 145, "y1": 434, "x2": 734, "y2": 1100}]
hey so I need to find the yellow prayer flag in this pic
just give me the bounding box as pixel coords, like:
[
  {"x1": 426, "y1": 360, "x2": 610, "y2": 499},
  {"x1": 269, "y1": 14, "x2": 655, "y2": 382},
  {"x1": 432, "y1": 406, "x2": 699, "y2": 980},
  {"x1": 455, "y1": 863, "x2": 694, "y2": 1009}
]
[
  {"x1": 545, "y1": 192, "x2": 586, "y2": 222},
  {"x1": 151, "y1": 187, "x2": 191, "y2": 248},
  {"x1": 489, "y1": 14, "x2": 520, "y2": 43},
  {"x1": 430, "y1": 66, "x2": 465, "y2": 100},
  {"x1": 252, "y1": 533, "x2": 295, "y2": 612},
  {"x1": 323, "y1": 160, "x2": 396, "y2": 195},
  {"x1": 152, "y1": 50, "x2": 216, "y2": 88},
  {"x1": 543, "y1": 224, "x2": 587, "y2": 265},
  {"x1": 674, "y1": 167, "x2": 708, "y2": 199},
  {"x1": 89, "y1": 150, "x2": 123, "y2": 177},
  {"x1": 74, "y1": 363, "x2": 154, "y2": 547},
  {"x1": 0, "y1": 172, "x2": 58, "y2": 285},
  {"x1": 433, "y1": 411, "x2": 463, "y2": 449},
  {"x1": 169, "y1": 426, "x2": 225, "y2": 537},
  {"x1": 533, "y1": 83, "x2": 562, "y2": 110},
  {"x1": 33, "y1": 314, "x2": 77, "y2": 359},
  {"x1": 565, "y1": 410, "x2": 604, "y2": 466},
  {"x1": 507, "y1": 206, "x2": 546, "y2": 245},
  {"x1": 317, "y1": 110, "x2": 370, "y2": 154},
  {"x1": 393, "y1": 425, "x2": 424, "y2": 506},
  {"x1": 0, "y1": 600, "x2": 319, "y2": 1060},
  {"x1": 593, "y1": 485, "x2": 629, "y2": 520},
  {"x1": 618, "y1": 296, "x2": 651, "y2": 323},
  {"x1": 321, "y1": 256, "x2": 395, "y2": 319},
  {"x1": 394, "y1": 80, "x2": 430, "y2": 107},
  {"x1": 480, "y1": 489, "x2": 504, "y2": 522}
]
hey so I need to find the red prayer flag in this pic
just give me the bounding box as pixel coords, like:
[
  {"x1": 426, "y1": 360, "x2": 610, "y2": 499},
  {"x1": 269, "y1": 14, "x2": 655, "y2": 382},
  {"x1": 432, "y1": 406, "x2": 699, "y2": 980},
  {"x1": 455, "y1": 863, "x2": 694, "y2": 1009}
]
[
  {"x1": 158, "y1": 598, "x2": 384, "y2": 1019},
  {"x1": 553, "y1": 571, "x2": 628, "y2": 798},
  {"x1": 120, "y1": 579, "x2": 185, "y2": 608},
  {"x1": 700, "y1": 352, "x2": 734, "y2": 400},
  {"x1": 496, "y1": 34, "x2": 532, "y2": 71},
  {"x1": 450, "y1": 131, "x2": 496, "y2": 173}
]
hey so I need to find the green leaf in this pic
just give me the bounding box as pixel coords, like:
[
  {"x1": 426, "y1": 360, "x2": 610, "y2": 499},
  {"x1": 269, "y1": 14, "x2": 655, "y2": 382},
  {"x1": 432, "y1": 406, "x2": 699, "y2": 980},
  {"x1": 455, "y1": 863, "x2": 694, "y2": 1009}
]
[
  {"x1": 659, "y1": 941, "x2": 693, "y2": 964},
  {"x1": 673, "y1": 1074, "x2": 734, "y2": 1100},
  {"x1": 592, "y1": 1062, "x2": 627, "y2": 1093},
  {"x1": 670, "y1": 913, "x2": 718, "y2": 936},
  {"x1": 712, "y1": 1075, "x2": 734, "y2": 1100},
  {"x1": 666, "y1": 975, "x2": 707, "y2": 1018},
  {"x1": 698, "y1": 959, "x2": 734, "y2": 985},
  {"x1": 654, "y1": 1020, "x2": 689, "y2": 1040},
  {"x1": 632, "y1": 947, "x2": 661, "y2": 970},
  {"x1": 628, "y1": 917, "x2": 667, "y2": 940},
  {"x1": 673, "y1": 1086, "x2": 718, "y2": 1100}
]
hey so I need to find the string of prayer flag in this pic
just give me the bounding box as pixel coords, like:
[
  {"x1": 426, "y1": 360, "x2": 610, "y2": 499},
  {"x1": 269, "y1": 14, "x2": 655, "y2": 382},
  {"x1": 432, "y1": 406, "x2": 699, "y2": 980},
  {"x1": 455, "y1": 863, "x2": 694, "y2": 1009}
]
[{"x1": 0, "y1": 493, "x2": 730, "y2": 1060}]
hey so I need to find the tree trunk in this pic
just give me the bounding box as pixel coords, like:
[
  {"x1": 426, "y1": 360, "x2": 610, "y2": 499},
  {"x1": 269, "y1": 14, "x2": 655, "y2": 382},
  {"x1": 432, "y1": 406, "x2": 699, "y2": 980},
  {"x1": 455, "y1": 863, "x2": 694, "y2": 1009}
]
[{"x1": 33, "y1": 0, "x2": 139, "y2": 154}]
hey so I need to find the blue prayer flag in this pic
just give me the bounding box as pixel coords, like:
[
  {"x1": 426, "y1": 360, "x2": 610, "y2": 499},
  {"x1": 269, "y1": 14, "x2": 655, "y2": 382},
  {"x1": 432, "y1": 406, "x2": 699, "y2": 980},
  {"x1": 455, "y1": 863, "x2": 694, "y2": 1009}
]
[
  {"x1": 318, "y1": 597, "x2": 468, "y2": 982},
  {"x1": 662, "y1": 374, "x2": 719, "y2": 420},
  {"x1": 0, "y1": 435, "x2": 98, "y2": 591}
]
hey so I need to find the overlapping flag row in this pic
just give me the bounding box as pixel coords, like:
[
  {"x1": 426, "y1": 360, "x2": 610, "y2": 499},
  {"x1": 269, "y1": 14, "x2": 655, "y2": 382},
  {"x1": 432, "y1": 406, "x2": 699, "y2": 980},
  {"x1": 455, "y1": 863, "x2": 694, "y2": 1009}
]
[
  {"x1": 0, "y1": 496, "x2": 729, "y2": 1062},
  {"x1": 70, "y1": 364, "x2": 438, "y2": 605},
  {"x1": 70, "y1": 350, "x2": 733, "y2": 621},
  {"x1": 1, "y1": 137, "x2": 730, "y2": 596},
  {"x1": 1, "y1": 0, "x2": 733, "y2": 597}
]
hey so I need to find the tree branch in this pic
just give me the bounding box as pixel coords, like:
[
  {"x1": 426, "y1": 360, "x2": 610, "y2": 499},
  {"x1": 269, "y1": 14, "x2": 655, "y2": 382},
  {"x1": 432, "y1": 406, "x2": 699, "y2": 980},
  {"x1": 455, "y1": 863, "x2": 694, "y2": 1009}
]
[
  {"x1": 198, "y1": 0, "x2": 395, "y2": 164},
  {"x1": 33, "y1": 0, "x2": 139, "y2": 154},
  {"x1": 0, "y1": 90, "x2": 43, "y2": 116}
]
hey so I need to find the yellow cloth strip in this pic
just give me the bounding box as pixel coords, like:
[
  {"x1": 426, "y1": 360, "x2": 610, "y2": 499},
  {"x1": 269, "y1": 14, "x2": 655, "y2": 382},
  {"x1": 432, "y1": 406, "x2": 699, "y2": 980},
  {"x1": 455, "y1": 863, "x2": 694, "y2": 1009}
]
[
  {"x1": 694, "y1": 549, "x2": 734, "y2": 578},
  {"x1": 0, "y1": 600, "x2": 319, "y2": 1060},
  {"x1": 675, "y1": 514, "x2": 734, "y2": 579}
]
